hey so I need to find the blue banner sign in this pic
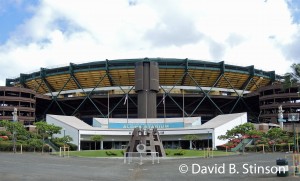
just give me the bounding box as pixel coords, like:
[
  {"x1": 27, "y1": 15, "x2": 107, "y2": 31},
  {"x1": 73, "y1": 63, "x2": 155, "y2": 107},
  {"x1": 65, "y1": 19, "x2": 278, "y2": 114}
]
[{"x1": 108, "y1": 122, "x2": 184, "y2": 129}]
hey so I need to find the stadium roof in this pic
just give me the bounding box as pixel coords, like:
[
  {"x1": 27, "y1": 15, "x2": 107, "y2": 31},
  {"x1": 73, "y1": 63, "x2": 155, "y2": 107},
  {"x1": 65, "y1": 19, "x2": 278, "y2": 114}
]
[{"x1": 6, "y1": 58, "x2": 281, "y2": 94}]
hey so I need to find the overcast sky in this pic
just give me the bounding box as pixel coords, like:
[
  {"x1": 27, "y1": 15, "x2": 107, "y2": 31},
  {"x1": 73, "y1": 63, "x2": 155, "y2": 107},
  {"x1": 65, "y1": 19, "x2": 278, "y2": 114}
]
[{"x1": 0, "y1": 0, "x2": 300, "y2": 86}]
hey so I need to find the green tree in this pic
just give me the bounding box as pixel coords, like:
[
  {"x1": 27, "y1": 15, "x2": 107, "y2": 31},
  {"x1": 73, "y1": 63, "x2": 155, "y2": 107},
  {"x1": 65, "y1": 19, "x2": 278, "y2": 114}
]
[
  {"x1": 90, "y1": 135, "x2": 104, "y2": 150},
  {"x1": 218, "y1": 122, "x2": 256, "y2": 153},
  {"x1": 234, "y1": 123, "x2": 256, "y2": 135},
  {"x1": 35, "y1": 121, "x2": 54, "y2": 153},
  {"x1": 47, "y1": 124, "x2": 62, "y2": 139},
  {"x1": 184, "y1": 135, "x2": 200, "y2": 149},
  {"x1": 247, "y1": 129, "x2": 263, "y2": 152},
  {"x1": 218, "y1": 129, "x2": 237, "y2": 141},
  {"x1": 0, "y1": 120, "x2": 26, "y2": 135},
  {"x1": 0, "y1": 120, "x2": 28, "y2": 139},
  {"x1": 267, "y1": 127, "x2": 286, "y2": 152},
  {"x1": 61, "y1": 135, "x2": 73, "y2": 146},
  {"x1": 28, "y1": 138, "x2": 43, "y2": 152},
  {"x1": 283, "y1": 63, "x2": 300, "y2": 91}
]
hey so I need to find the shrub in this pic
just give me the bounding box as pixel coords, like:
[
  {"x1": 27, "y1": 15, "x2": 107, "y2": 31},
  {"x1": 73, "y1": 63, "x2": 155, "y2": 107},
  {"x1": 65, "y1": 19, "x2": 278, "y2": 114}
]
[
  {"x1": 245, "y1": 145, "x2": 256, "y2": 152},
  {"x1": 106, "y1": 150, "x2": 118, "y2": 156},
  {"x1": 0, "y1": 136, "x2": 9, "y2": 141},
  {"x1": 68, "y1": 143, "x2": 78, "y2": 151},
  {"x1": 174, "y1": 150, "x2": 186, "y2": 156},
  {"x1": 18, "y1": 143, "x2": 30, "y2": 152},
  {"x1": 216, "y1": 145, "x2": 228, "y2": 151},
  {"x1": 0, "y1": 131, "x2": 8, "y2": 136},
  {"x1": 275, "y1": 144, "x2": 289, "y2": 152},
  {"x1": 165, "y1": 150, "x2": 171, "y2": 155},
  {"x1": 42, "y1": 145, "x2": 50, "y2": 152},
  {"x1": 51, "y1": 138, "x2": 65, "y2": 148},
  {"x1": 17, "y1": 135, "x2": 29, "y2": 141},
  {"x1": 256, "y1": 145, "x2": 270, "y2": 152},
  {"x1": 0, "y1": 141, "x2": 12, "y2": 151}
]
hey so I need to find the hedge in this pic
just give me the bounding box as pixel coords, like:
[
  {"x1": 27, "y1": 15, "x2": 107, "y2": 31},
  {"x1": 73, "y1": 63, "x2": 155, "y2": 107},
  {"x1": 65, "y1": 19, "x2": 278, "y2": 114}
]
[
  {"x1": 174, "y1": 150, "x2": 186, "y2": 156},
  {"x1": 0, "y1": 141, "x2": 50, "y2": 152},
  {"x1": 51, "y1": 139, "x2": 77, "y2": 151},
  {"x1": 106, "y1": 150, "x2": 118, "y2": 156}
]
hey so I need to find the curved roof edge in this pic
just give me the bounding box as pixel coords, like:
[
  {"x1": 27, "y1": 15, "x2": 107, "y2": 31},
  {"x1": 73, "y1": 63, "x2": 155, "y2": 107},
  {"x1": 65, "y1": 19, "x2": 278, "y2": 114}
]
[{"x1": 6, "y1": 58, "x2": 282, "y2": 87}]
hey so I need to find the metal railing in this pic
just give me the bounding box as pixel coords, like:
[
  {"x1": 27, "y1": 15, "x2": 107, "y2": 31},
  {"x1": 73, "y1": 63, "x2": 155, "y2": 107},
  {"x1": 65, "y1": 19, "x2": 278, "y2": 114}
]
[{"x1": 124, "y1": 152, "x2": 160, "y2": 165}]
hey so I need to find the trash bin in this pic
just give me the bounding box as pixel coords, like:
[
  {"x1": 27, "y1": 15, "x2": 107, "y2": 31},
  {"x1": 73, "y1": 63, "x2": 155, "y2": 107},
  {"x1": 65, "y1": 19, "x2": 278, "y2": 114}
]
[{"x1": 276, "y1": 159, "x2": 289, "y2": 177}]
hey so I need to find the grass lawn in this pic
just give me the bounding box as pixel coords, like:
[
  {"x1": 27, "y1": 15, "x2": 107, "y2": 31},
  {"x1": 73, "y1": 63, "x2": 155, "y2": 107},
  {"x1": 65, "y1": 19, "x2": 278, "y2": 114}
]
[{"x1": 56, "y1": 149, "x2": 235, "y2": 158}]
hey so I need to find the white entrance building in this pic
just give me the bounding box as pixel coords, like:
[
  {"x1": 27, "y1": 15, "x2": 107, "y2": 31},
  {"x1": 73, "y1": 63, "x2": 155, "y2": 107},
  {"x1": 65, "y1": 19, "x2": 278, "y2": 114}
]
[{"x1": 46, "y1": 112, "x2": 247, "y2": 150}]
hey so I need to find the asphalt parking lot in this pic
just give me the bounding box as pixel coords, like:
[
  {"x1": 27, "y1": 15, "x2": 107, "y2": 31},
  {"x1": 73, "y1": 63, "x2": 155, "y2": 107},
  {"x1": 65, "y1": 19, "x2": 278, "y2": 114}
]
[{"x1": 0, "y1": 152, "x2": 299, "y2": 181}]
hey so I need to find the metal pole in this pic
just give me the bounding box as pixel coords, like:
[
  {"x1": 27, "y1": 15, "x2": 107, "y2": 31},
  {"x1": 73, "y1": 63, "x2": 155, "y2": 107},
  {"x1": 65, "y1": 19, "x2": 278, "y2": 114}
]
[
  {"x1": 207, "y1": 130, "x2": 209, "y2": 148},
  {"x1": 297, "y1": 129, "x2": 299, "y2": 153},
  {"x1": 12, "y1": 108, "x2": 18, "y2": 154},
  {"x1": 63, "y1": 129, "x2": 66, "y2": 146},
  {"x1": 127, "y1": 93, "x2": 129, "y2": 128},
  {"x1": 108, "y1": 91, "x2": 110, "y2": 124},
  {"x1": 183, "y1": 90, "x2": 185, "y2": 121},
  {"x1": 294, "y1": 122, "x2": 297, "y2": 153},
  {"x1": 146, "y1": 90, "x2": 148, "y2": 127},
  {"x1": 163, "y1": 93, "x2": 166, "y2": 128},
  {"x1": 13, "y1": 126, "x2": 16, "y2": 154}
]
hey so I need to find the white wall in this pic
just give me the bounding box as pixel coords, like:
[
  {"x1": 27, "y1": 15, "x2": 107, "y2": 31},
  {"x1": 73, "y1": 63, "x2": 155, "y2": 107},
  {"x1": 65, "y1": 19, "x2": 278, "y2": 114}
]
[
  {"x1": 46, "y1": 115, "x2": 80, "y2": 150},
  {"x1": 46, "y1": 113, "x2": 247, "y2": 151},
  {"x1": 213, "y1": 113, "x2": 247, "y2": 148}
]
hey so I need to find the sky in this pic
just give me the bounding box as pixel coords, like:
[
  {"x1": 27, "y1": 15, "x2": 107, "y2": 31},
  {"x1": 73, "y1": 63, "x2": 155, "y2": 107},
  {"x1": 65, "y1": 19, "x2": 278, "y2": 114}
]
[{"x1": 0, "y1": 0, "x2": 300, "y2": 86}]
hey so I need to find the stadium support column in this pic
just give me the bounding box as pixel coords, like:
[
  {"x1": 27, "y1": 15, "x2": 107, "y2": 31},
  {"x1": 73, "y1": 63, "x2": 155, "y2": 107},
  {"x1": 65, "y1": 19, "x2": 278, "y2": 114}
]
[{"x1": 135, "y1": 61, "x2": 159, "y2": 118}]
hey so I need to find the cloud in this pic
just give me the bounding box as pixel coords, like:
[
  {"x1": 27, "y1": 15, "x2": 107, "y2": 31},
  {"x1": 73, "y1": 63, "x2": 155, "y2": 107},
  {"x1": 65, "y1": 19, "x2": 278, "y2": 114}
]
[
  {"x1": 286, "y1": 0, "x2": 300, "y2": 24},
  {"x1": 0, "y1": 0, "x2": 299, "y2": 86},
  {"x1": 144, "y1": 1, "x2": 203, "y2": 47},
  {"x1": 280, "y1": 31, "x2": 300, "y2": 62},
  {"x1": 226, "y1": 33, "x2": 245, "y2": 48}
]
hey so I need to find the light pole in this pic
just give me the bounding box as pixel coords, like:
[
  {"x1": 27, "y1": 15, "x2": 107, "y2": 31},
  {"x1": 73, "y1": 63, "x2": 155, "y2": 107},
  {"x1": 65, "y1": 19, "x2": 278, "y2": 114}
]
[
  {"x1": 278, "y1": 105, "x2": 285, "y2": 129},
  {"x1": 63, "y1": 128, "x2": 66, "y2": 147},
  {"x1": 123, "y1": 93, "x2": 128, "y2": 128},
  {"x1": 207, "y1": 130, "x2": 210, "y2": 149},
  {"x1": 163, "y1": 93, "x2": 166, "y2": 128},
  {"x1": 107, "y1": 91, "x2": 110, "y2": 125},
  {"x1": 127, "y1": 94, "x2": 128, "y2": 127},
  {"x1": 183, "y1": 90, "x2": 185, "y2": 122},
  {"x1": 12, "y1": 108, "x2": 18, "y2": 154},
  {"x1": 288, "y1": 113, "x2": 299, "y2": 153}
]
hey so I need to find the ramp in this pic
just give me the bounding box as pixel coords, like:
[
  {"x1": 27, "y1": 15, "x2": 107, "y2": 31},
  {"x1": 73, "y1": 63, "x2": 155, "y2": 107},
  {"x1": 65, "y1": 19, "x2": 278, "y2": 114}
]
[{"x1": 231, "y1": 138, "x2": 253, "y2": 152}]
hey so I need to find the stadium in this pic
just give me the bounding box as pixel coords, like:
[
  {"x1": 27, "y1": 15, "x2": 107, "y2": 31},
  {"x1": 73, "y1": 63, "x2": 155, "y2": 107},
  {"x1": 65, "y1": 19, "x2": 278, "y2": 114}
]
[
  {"x1": 3, "y1": 58, "x2": 300, "y2": 150},
  {"x1": 4, "y1": 58, "x2": 280, "y2": 122}
]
